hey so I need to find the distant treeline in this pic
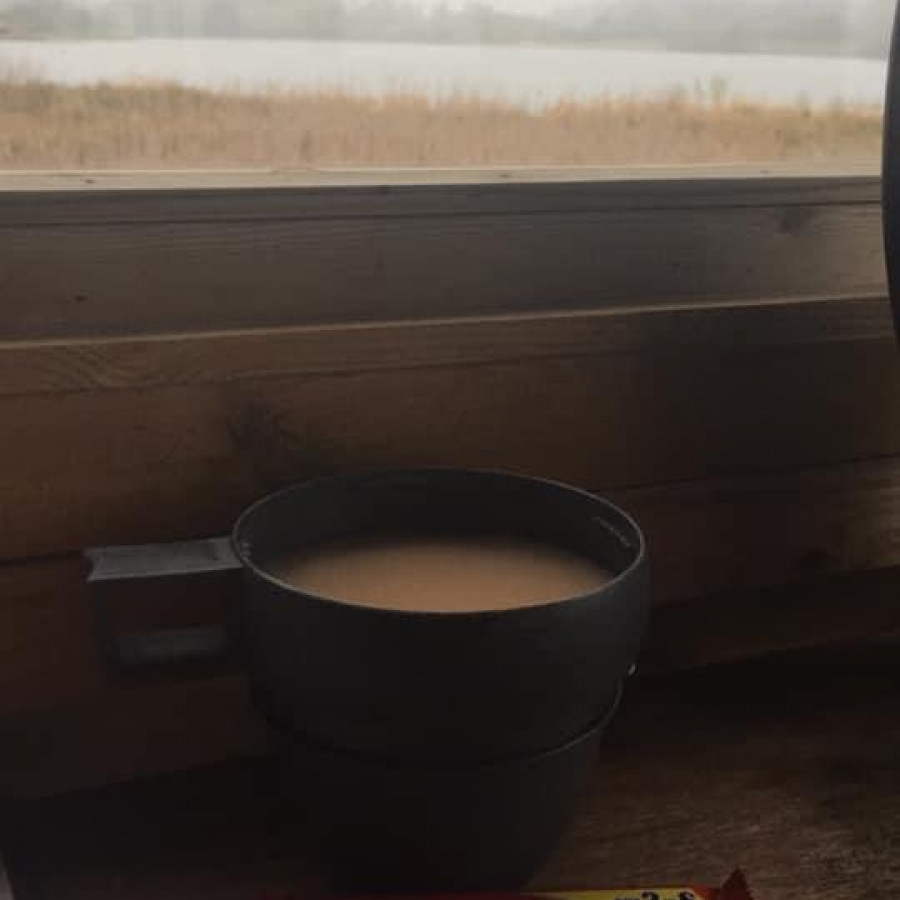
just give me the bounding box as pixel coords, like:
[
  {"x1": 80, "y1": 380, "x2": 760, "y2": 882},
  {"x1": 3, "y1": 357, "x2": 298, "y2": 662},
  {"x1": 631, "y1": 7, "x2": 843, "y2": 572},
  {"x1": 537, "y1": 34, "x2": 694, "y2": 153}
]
[
  {"x1": 0, "y1": 0, "x2": 894, "y2": 57},
  {"x1": 591, "y1": 0, "x2": 894, "y2": 58}
]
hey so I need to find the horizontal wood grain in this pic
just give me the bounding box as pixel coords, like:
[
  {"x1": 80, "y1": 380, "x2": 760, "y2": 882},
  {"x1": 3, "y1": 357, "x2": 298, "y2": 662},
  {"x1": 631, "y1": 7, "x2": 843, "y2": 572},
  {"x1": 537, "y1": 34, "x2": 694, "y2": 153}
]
[
  {"x1": 0, "y1": 557, "x2": 101, "y2": 713},
  {"x1": 0, "y1": 675, "x2": 263, "y2": 798},
  {"x1": 615, "y1": 457, "x2": 900, "y2": 600},
  {"x1": 0, "y1": 173, "x2": 884, "y2": 340},
  {"x1": 644, "y1": 566, "x2": 900, "y2": 675},
  {"x1": 0, "y1": 555, "x2": 240, "y2": 714},
  {"x1": 0, "y1": 295, "x2": 892, "y2": 398},
  {"x1": 0, "y1": 167, "x2": 880, "y2": 221},
  {"x1": 2, "y1": 331, "x2": 899, "y2": 559},
  {"x1": 0, "y1": 170, "x2": 894, "y2": 804},
  {"x1": 0, "y1": 163, "x2": 880, "y2": 195}
]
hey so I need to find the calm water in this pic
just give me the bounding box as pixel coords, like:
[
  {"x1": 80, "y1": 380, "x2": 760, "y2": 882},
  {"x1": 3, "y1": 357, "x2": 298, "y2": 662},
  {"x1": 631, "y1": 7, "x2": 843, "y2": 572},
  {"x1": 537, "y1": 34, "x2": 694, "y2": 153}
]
[{"x1": 0, "y1": 38, "x2": 888, "y2": 109}]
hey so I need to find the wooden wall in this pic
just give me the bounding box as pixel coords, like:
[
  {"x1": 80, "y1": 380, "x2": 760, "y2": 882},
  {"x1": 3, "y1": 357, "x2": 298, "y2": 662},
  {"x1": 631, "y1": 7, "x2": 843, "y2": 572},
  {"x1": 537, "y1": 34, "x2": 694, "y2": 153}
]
[{"x1": 1, "y1": 170, "x2": 898, "y2": 796}]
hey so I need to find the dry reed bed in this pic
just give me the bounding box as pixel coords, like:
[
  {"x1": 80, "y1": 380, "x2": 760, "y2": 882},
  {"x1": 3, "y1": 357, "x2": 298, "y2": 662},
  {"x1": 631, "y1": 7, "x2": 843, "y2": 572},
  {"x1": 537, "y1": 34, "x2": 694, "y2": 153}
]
[{"x1": 0, "y1": 77, "x2": 882, "y2": 167}]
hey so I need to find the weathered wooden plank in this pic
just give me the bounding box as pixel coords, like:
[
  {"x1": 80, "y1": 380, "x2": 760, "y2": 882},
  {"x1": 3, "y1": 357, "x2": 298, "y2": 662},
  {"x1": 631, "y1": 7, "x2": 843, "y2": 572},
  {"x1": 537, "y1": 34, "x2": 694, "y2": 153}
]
[
  {"x1": 0, "y1": 296, "x2": 892, "y2": 398},
  {"x1": 0, "y1": 199, "x2": 884, "y2": 340},
  {"x1": 1, "y1": 337, "x2": 898, "y2": 560},
  {"x1": 614, "y1": 458, "x2": 900, "y2": 600},
  {"x1": 0, "y1": 675, "x2": 263, "y2": 798},
  {"x1": 644, "y1": 566, "x2": 900, "y2": 675},
  {"x1": 0, "y1": 557, "x2": 101, "y2": 713},
  {"x1": 0, "y1": 553, "x2": 240, "y2": 713},
  {"x1": 0, "y1": 168, "x2": 880, "y2": 220}
]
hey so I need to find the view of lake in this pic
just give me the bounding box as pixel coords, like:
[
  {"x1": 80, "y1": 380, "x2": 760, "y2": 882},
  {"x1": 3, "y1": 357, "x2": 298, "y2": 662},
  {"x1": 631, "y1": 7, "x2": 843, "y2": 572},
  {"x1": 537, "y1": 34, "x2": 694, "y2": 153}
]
[{"x1": 0, "y1": 38, "x2": 888, "y2": 109}]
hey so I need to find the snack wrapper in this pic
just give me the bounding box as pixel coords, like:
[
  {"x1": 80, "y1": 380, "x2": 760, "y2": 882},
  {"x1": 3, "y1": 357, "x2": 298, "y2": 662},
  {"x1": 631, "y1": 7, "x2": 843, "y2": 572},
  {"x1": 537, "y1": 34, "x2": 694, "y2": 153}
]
[
  {"x1": 532, "y1": 869, "x2": 753, "y2": 900},
  {"x1": 258, "y1": 868, "x2": 753, "y2": 900}
]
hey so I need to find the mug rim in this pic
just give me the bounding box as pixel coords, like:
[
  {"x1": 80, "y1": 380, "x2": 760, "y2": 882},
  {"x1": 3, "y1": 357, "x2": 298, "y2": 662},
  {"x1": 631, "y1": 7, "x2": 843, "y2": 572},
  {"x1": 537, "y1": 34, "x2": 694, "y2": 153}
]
[{"x1": 231, "y1": 466, "x2": 647, "y2": 620}]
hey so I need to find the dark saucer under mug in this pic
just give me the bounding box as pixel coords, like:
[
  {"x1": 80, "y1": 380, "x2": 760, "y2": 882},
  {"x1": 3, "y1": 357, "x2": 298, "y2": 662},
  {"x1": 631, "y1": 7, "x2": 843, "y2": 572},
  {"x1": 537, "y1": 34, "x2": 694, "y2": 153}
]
[{"x1": 267, "y1": 686, "x2": 622, "y2": 894}]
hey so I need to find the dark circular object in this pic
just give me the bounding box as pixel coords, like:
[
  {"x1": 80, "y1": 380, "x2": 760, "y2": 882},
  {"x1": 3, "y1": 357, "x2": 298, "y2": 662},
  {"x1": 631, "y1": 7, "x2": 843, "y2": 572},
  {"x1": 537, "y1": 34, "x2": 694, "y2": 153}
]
[
  {"x1": 884, "y1": 0, "x2": 900, "y2": 338},
  {"x1": 233, "y1": 468, "x2": 649, "y2": 761}
]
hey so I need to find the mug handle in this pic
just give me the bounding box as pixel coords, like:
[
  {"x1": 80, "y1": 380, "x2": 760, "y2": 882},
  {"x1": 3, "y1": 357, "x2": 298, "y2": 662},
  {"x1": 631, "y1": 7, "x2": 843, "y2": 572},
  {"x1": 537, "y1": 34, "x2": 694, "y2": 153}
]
[{"x1": 86, "y1": 537, "x2": 242, "y2": 672}]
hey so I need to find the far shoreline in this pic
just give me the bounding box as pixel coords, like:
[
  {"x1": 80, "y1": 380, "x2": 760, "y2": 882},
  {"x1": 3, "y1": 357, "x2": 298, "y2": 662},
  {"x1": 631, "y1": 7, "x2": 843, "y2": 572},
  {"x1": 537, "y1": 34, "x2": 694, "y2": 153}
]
[{"x1": 0, "y1": 33, "x2": 888, "y2": 63}]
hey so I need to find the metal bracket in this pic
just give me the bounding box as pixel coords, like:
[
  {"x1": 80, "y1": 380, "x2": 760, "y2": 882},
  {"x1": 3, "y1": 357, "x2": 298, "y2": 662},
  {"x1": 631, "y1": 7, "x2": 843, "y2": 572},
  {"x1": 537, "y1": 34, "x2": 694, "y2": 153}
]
[
  {"x1": 86, "y1": 537, "x2": 241, "y2": 672},
  {"x1": 86, "y1": 536, "x2": 239, "y2": 581}
]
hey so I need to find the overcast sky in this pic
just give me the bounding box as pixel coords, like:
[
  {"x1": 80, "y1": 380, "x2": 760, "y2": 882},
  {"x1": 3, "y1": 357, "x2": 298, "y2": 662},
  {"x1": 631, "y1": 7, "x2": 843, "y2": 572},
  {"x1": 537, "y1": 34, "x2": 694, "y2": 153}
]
[
  {"x1": 476, "y1": 0, "x2": 870, "y2": 16},
  {"x1": 70, "y1": 0, "x2": 876, "y2": 13}
]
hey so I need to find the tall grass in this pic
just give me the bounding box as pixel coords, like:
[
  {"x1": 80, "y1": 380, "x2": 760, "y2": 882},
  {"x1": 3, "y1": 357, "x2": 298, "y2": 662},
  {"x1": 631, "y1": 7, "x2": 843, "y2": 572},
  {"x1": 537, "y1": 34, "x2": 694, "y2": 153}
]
[{"x1": 0, "y1": 75, "x2": 882, "y2": 168}]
